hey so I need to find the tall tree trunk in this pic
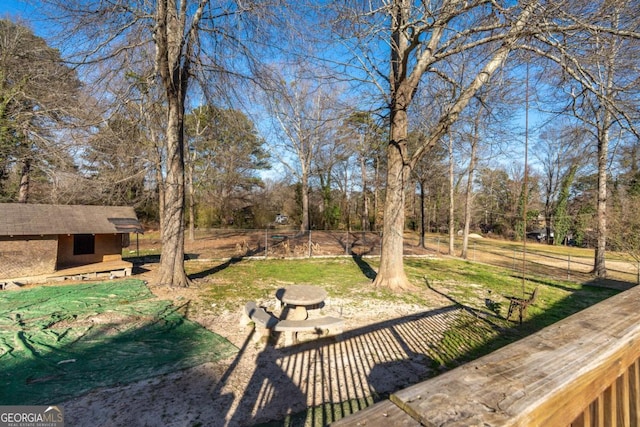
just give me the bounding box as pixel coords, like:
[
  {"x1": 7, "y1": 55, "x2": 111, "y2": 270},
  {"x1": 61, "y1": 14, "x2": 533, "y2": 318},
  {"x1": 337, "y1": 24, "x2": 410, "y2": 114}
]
[
  {"x1": 360, "y1": 155, "x2": 369, "y2": 232},
  {"x1": 373, "y1": 112, "x2": 411, "y2": 290},
  {"x1": 18, "y1": 157, "x2": 31, "y2": 203},
  {"x1": 157, "y1": 98, "x2": 190, "y2": 287},
  {"x1": 448, "y1": 134, "x2": 455, "y2": 255},
  {"x1": 372, "y1": 0, "x2": 413, "y2": 290},
  {"x1": 461, "y1": 119, "x2": 479, "y2": 259},
  {"x1": 300, "y1": 172, "x2": 310, "y2": 232},
  {"x1": 594, "y1": 119, "x2": 610, "y2": 278},
  {"x1": 592, "y1": 21, "x2": 619, "y2": 278},
  {"x1": 153, "y1": 0, "x2": 204, "y2": 287}
]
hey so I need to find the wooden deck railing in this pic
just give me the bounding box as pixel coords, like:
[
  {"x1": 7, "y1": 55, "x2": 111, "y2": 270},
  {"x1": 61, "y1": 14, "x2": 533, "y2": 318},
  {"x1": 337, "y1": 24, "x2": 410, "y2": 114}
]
[{"x1": 333, "y1": 284, "x2": 640, "y2": 426}]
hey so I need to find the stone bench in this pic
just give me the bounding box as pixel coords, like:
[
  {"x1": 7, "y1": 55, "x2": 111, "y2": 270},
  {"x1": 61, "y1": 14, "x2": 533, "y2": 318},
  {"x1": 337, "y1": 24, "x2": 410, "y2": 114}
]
[
  {"x1": 241, "y1": 301, "x2": 344, "y2": 346},
  {"x1": 275, "y1": 316, "x2": 344, "y2": 346},
  {"x1": 241, "y1": 301, "x2": 278, "y2": 342}
]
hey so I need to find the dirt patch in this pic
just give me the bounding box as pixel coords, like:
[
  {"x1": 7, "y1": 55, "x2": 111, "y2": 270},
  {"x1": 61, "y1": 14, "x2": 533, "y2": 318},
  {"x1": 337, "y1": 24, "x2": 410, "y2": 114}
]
[
  {"x1": 51, "y1": 232, "x2": 498, "y2": 426},
  {"x1": 33, "y1": 231, "x2": 629, "y2": 425},
  {"x1": 56, "y1": 263, "x2": 483, "y2": 427}
]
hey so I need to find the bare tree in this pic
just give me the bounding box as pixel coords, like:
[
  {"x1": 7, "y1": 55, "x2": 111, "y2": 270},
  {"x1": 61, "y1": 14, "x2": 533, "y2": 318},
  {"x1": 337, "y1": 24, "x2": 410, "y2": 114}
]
[
  {"x1": 460, "y1": 112, "x2": 481, "y2": 259},
  {"x1": 0, "y1": 19, "x2": 83, "y2": 203},
  {"x1": 154, "y1": 1, "x2": 210, "y2": 286},
  {"x1": 262, "y1": 67, "x2": 343, "y2": 232},
  {"x1": 325, "y1": 0, "x2": 640, "y2": 290},
  {"x1": 36, "y1": 0, "x2": 282, "y2": 287},
  {"x1": 338, "y1": 111, "x2": 386, "y2": 232},
  {"x1": 324, "y1": 1, "x2": 539, "y2": 290},
  {"x1": 525, "y1": 0, "x2": 640, "y2": 277}
]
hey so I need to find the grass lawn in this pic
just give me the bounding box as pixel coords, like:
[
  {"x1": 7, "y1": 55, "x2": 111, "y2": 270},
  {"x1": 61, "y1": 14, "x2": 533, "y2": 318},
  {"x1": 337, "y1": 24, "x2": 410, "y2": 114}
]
[
  {"x1": 5, "y1": 248, "x2": 624, "y2": 426},
  {"x1": 184, "y1": 256, "x2": 621, "y2": 327},
  {"x1": 176, "y1": 255, "x2": 622, "y2": 426}
]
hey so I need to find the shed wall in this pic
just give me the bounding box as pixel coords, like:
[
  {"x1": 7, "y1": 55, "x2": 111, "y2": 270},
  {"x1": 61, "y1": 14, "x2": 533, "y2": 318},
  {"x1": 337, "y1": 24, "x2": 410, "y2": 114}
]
[
  {"x1": 0, "y1": 236, "x2": 58, "y2": 279},
  {"x1": 56, "y1": 234, "x2": 123, "y2": 268}
]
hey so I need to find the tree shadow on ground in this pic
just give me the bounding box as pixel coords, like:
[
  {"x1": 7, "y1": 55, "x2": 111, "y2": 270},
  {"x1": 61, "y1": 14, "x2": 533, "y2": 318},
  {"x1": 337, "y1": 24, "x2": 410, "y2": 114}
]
[
  {"x1": 351, "y1": 254, "x2": 377, "y2": 280},
  {"x1": 584, "y1": 277, "x2": 636, "y2": 291},
  {"x1": 188, "y1": 257, "x2": 244, "y2": 280},
  {"x1": 187, "y1": 247, "x2": 266, "y2": 279},
  {"x1": 220, "y1": 302, "x2": 506, "y2": 426},
  {"x1": 126, "y1": 253, "x2": 200, "y2": 265},
  {"x1": 423, "y1": 276, "x2": 506, "y2": 326}
]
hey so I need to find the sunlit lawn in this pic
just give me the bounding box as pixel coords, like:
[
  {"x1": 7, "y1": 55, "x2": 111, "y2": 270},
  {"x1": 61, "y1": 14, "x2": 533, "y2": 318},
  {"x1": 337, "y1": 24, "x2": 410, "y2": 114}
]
[
  {"x1": 183, "y1": 256, "x2": 620, "y2": 334},
  {"x1": 181, "y1": 256, "x2": 622, "y2": 427},
  {"x1": 118, "y1": 235, "x2": 631, "y2": 426}
]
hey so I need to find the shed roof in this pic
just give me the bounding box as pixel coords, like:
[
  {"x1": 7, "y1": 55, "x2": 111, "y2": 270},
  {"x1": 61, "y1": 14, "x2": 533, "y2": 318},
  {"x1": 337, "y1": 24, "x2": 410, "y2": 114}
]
[{"x1": 0, "y1": 204, "x2": 144, "y2": 236}]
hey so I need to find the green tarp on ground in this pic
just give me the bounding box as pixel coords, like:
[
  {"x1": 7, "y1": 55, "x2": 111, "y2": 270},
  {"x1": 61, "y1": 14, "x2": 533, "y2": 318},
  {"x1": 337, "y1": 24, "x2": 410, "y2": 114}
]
[{"x1": 0, "y1": 279, "x2": 238, "y2": 405}]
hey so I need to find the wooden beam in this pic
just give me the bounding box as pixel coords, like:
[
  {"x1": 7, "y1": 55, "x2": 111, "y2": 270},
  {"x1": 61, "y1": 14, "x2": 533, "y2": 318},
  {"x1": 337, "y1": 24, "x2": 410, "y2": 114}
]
[
  {"x1": 390, "y1": 285, "x2": 640, "y2": 426},
  {"x1": 336, "y1": 285, "x2": 640, "y2": 426},
  {"x1": 332, "y1": 400, "x2": 421, "y2": 426}
]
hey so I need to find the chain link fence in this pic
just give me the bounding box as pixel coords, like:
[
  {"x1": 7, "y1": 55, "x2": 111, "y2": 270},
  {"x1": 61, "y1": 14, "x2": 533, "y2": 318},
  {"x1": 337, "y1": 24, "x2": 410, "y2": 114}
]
[
  {"x1": 133, "y1": 229, "x2": 639, "y2": 285},
  {"x1": 422, "y1": 236, "x2": 639, "y2": 286}
]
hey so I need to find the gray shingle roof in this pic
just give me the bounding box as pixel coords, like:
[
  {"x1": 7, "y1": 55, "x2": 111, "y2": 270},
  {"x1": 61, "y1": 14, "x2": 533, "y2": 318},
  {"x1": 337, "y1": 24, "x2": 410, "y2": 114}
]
[{"x1": 0, "y1": 204, "x2": 144, "y2": 236}]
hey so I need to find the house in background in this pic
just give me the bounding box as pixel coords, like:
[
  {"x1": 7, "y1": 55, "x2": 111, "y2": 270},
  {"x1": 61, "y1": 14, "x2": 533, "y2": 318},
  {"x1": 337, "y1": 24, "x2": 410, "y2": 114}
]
[{"x1": 0, "y1": 203, "x2": 144, "y2": 282}]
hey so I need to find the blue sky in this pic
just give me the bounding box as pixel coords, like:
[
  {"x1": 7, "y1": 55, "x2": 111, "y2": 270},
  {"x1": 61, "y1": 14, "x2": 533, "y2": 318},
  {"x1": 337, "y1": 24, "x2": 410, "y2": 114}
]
[
  {"x1": 1, "y1": 0, "x2": 47, "y2": 36},
  {"x1": 0, "y1": 0, "x2": 545, "y2": 175},
  {"x1": 1, "y1": 1, "x2": 31, "y2": 18}
]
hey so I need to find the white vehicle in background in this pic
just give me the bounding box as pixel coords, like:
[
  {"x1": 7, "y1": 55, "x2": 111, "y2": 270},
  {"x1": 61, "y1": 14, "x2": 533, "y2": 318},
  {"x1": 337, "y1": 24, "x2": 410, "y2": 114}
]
[{"x1": 275, "y1": 214, "x2": 288, "y2": 225}]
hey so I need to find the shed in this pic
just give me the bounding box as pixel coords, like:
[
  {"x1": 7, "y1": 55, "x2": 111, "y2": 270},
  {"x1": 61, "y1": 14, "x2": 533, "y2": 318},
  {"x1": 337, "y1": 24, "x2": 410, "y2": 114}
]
[{"x1": 0, "y1": 203, "x2": 144, "y2": 282}]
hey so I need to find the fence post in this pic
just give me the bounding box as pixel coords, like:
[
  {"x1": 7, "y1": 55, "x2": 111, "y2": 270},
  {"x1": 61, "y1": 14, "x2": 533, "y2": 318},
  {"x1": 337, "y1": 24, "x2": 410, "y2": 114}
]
[
  {"x1": 567, "y1": 255, "x2": 571, "y2": 280},
  {"x1": 308, "y1": 231, "x2": 312, "y2": 258},
  {"x1": 437, "y1": 238, "x2": 440, "y2": 255},
  {"x1": 513, "y1": 249, "x2": 517, "y2": 271},
  {"x1": 345, "y1": 231, "x2": 349, "y2": 255},
  {"x1": 264, "y1": 229, "x2": 268, "y2": 259}
]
